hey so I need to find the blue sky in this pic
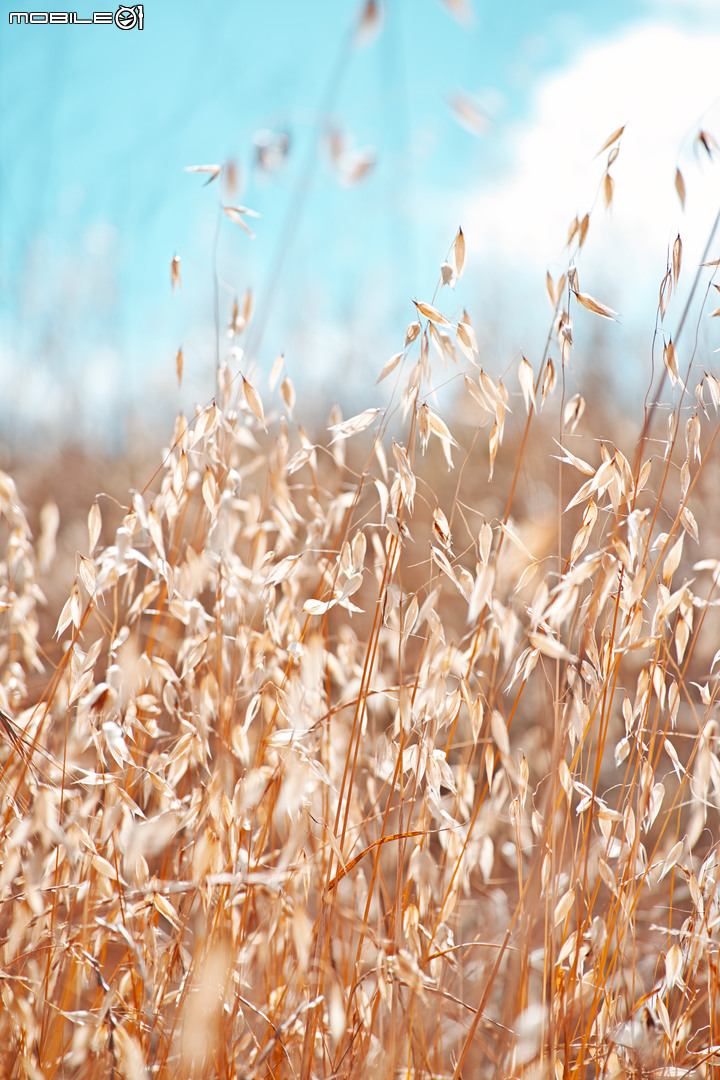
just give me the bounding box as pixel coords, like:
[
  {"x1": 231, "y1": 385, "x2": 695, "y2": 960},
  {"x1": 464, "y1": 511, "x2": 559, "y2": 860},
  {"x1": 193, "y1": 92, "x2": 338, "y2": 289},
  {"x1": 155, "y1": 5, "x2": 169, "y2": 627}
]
[{"x1": 1, "y1": 0, "x2": 719, "y2": 447}]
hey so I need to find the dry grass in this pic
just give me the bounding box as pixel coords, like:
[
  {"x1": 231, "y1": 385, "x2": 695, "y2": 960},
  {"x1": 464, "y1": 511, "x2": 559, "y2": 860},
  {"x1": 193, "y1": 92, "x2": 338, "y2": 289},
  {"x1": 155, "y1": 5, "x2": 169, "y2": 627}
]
[{"x1": 2, "y1": 125, "x2": 720, "y2": 1080}]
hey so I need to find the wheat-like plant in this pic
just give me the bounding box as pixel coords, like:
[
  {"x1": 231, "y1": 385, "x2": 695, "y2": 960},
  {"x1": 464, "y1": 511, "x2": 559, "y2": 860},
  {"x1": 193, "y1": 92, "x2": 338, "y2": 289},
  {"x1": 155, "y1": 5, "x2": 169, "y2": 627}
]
[{"x1": 1, "y1": 123, "x2": 720, "y2": 1080}]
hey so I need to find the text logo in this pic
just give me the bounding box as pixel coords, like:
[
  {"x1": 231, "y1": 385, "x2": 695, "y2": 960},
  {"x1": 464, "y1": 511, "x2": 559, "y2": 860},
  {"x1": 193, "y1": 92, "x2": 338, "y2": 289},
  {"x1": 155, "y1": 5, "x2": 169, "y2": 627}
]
[{"x1": 9, "y1": 5, "x2": 144, "y2": 28}]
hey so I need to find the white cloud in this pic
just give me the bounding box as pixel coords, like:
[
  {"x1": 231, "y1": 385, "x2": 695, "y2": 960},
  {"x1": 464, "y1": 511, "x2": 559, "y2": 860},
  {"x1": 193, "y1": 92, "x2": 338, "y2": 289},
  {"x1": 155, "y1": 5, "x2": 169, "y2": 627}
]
[{"x1": 463, "y1": 23, "x2": 720, "y2": 331}]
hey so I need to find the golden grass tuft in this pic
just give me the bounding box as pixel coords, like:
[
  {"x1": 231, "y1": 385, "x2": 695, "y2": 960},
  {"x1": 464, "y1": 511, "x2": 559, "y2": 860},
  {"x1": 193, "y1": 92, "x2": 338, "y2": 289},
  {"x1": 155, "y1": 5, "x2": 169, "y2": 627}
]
[{"x1": 2, "y1": 125, "x2": 720, "y2": 1080}]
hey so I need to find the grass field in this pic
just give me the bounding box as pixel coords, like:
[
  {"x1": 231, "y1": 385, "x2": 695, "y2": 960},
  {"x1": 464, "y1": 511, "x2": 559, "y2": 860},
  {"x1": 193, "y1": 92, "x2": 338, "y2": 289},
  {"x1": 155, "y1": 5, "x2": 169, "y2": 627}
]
[{"x1": 2, "y1": 124, "x2": 720, "y2": 1079}]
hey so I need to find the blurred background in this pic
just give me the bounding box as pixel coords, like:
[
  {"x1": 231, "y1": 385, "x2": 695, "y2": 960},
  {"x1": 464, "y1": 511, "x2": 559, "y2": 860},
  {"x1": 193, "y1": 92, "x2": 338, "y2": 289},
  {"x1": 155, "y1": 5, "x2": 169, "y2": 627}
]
[{"x1": 1, "y1": 0, "x2": 719, "y2": 452}]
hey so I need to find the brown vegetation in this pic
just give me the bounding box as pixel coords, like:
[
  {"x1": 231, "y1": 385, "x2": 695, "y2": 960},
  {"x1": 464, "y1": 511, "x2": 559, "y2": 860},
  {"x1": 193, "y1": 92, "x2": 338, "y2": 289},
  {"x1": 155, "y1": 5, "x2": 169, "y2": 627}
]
[{"x1": 2, "y1": 123, "x2": 720, "y2": 1080}]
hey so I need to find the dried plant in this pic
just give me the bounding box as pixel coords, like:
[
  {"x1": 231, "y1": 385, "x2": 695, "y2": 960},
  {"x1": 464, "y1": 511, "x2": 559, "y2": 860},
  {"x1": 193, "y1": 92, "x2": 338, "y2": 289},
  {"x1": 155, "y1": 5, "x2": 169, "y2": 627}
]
[{"x1": 2, "y1": 121, "x2": 720, "y2": 1080}]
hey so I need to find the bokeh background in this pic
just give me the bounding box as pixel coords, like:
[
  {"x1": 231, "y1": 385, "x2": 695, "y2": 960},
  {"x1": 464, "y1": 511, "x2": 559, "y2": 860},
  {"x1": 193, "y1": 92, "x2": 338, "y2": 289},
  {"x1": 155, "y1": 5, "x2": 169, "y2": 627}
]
[{"x1": 1, "y1": 0, "x2": 719, "y2": 450}]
